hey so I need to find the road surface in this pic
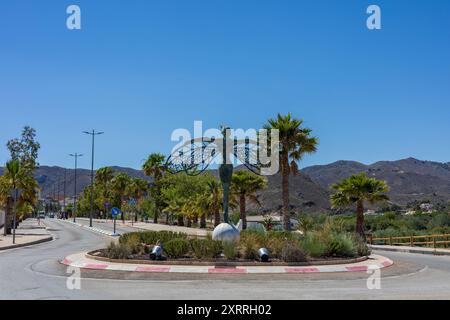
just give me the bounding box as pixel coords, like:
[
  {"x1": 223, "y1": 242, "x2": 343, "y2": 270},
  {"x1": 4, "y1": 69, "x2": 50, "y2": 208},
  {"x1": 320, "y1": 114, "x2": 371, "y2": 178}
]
[{"x1": 1, "y1": 219, "x2": 449, "y2": 300}]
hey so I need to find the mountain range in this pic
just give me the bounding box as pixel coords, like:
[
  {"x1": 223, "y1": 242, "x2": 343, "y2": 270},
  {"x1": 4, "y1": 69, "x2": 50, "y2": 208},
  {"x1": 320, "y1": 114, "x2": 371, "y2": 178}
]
[{"x1": 1, "y1": 158, "x2": 449, "y2": 213}]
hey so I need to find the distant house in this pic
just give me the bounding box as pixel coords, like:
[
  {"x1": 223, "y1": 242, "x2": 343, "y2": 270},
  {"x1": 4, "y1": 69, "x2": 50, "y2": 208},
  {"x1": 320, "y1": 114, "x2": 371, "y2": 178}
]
[
  {"x1": 419, "y1": 203, "x2": 434, "y2": 213},
  {"x1": 364, "y1": 209, "x2": 381, "y2": 216}
]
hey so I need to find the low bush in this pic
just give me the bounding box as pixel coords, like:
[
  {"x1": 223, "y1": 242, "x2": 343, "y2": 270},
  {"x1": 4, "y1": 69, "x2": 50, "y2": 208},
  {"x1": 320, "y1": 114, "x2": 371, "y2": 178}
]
[
  {"x1": 301, "y1": 233, "x2": 327, "y2": 258},
  {"x1": 120, "y1": 231, "x2": 188, "y2": 247},
  {"x1": 106, "y1": 242, "x2": 132, "y2": 259},
  {"x1": 281, "y1": 242, "x2": 307, "y2": 263},
  {"x1": 190, "y1": 239, "x2": 223, "y2": 259},
  {"x1": 223, "y1": 241, "x2": 239, "y2": 260},
  {"x1": 164, "y1": 238, "x2": 191, "y2": 258},
  {"x1": 325, "y1": 233, "x2": 356, "y2": 257}
]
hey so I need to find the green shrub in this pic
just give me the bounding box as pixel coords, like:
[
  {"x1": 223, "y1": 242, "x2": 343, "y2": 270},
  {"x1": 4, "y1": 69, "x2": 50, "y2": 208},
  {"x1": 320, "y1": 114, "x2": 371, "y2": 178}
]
[
  {"x1": 301, "y1": 233, "x2": 327, "y2": 258},
  {"x1": 239, "y1": 235, "x2": 260, "y2": 260},
  {"x1": 223, "y1": 241, "x2": 239, "y2": 260},
  {"x1": 164, "y1": 238, "x2": 191, "y2": 258},
  {"x1": 281, "y1": 242, "x2": 307, "y2": 262},
  {"x1": 120, "y1": 231, "x2": 188, "y2": 246},
  {"x1": 121, "y1": 233, "x2": 145, "y2": 255},
  {"x1": 106, "y1": 241, "x2": 132, "y2": 259},
  {"x1": 266, "y1": 237, "x2": 286, "y2": 259},
  {"x1": 190, "y1": 239, "x2": 223, "y2": 259},
  {"x1": 325, "y1": 233, "x2": 356, "y2": 257}
]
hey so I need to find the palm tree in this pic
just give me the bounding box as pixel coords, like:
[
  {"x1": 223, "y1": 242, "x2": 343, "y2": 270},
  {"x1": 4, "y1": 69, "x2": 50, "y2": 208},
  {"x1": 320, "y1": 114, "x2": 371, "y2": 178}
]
[
  {"x1": 264, "y1": 113, "x2": 318, "y2": 230},
  {"x1": 0, "y1": 160, "x2": 38, "y2": 235},
  {"x1": 126, "y1": 178, "x2": 149, "y2": 222},
  {"x1": 331, "y1": 172, "x2": 389, "y2": 239},
  {"x1": 95, "y1": 167, "x2": 115, "y2": 215},
  {"x1": 231, "y1": 170, "x2": 267, "y2": 230},
  {"x1": 143, "y1": 153, "x2": 167, "y2": 224},
  {"x1": 206, "y1": 179, "x2": 222, "y2": 227},
  {"x1": 110, "y1": 173, "x2": 131, "y2": 222}
]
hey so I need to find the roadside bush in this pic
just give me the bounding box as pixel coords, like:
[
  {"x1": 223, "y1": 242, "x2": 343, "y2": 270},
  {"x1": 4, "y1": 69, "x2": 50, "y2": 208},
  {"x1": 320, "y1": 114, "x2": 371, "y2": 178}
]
[
  {"x1": 239, "y1": 235, "x2": 259, "y2": 260},
  {"x1": 121, "y1": 233, "x2": 145, "y2": 255},
  {"x1": 281, "y1": 242, "x2": 307, "y2": 263},
  {"x1": 223, "y1": 241, "x2": 239, "y2": 260},
  {"x1": 325, "y1": 233, "x2": 356, "y2": 257},
  {"x1": 301, "y1": 233, "x2": 327, "y2": 258},
  {"x1": 120, "y1": 231, "x2": 188, "y2": 247},
  {"x1": 190, "y1": 239, "x2": 223, "y2": 259},
  {"x1": 164, "y1": 238, "x2": 191, "y2": 258},
  {"x1": 106, "y1": 241, "x2": 132, "y2": 259},
  {"x1": 266, "y1": 237, "x2": 286, "y2": 259}
]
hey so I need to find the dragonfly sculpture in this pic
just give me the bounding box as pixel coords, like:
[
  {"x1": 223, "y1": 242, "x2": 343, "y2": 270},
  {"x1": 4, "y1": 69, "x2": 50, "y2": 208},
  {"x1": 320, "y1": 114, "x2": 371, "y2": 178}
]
[{"x1": 165, "y1": 126, "x2": 279, "y2": 224}]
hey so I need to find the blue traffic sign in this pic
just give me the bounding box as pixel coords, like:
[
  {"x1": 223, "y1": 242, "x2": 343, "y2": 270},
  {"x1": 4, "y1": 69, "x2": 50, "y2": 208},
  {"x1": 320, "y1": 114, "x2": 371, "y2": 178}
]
[
  {"x1": 128, "y1": 198, "x2": 137, "y2": 206},
  {"x1": 111, "y1": 207, "x2": 121, "y2": 217}
]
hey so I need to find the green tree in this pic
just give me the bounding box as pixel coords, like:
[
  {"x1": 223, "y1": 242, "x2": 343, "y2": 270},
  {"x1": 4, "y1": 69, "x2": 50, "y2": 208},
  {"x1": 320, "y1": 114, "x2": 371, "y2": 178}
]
[
  {"x1": 0, "y1": 160, "x2": 38, "y2": 235},
  {"x1": 110, "y1": 173, "x2": 131, "y2": 221},
  {"x1": 7, "y1": 126, "x2": 40, "y2": 171},
  {"x1": 231, "y1": 170, "x2": 267, "y2": 230},
  {"x1": 331, "y1": 172, "x2": 389, "y2": 238},
  {"x1": 143, "y1": 153, "x2": 168, "y2": 224},
  {"x1": 264, "y1": 113, "x2": 318, "y2": 230},
  {"x1": 126, "y1": 178, "x2": 149, "y2": 221}
]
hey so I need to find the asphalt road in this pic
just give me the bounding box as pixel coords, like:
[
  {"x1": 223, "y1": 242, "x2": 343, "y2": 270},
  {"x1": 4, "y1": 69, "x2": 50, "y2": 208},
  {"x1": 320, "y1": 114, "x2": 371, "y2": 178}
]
[{"x1": 1, "y1": 219, "x2": 449, "y2": 300}]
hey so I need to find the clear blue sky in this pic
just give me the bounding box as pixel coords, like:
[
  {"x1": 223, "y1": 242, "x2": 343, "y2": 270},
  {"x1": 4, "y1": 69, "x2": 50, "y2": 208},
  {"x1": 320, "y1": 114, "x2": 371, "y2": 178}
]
[{"x1": 1, "y1": 0, "x2": 449, "y2": 170}]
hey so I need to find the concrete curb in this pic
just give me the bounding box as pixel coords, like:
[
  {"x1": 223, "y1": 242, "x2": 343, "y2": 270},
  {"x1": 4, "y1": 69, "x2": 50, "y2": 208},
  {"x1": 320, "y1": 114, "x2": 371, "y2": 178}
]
[
  {"x1": 59, "y1": 219, "x2": 120, "y2": 237},
  {"x1": 371, "y1": 245, "x2": 450, "y2": 256},
  {"x1": 61, "y1": 252, "x2": 393, "y2": 274},
  {"x1": 0, "y1": 235, "x2": 53, "y2": 251}
]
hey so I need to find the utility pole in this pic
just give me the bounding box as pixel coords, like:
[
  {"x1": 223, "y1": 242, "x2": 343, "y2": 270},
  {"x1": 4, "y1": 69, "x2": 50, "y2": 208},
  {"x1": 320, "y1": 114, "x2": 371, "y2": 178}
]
[
  {"x1": 63, "y1": 169, "x2": 67, "y2": 219},
  {"x1": 70, "y1": 153, "x2": 83, "y2": 223},
  {"x1": 83, "y1": 130, "x2": 104, "y2": 228}
]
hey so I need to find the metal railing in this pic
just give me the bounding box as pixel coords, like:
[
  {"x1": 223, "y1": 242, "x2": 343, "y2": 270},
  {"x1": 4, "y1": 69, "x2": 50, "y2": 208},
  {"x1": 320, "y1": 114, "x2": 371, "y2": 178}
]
[{"x1": 368, "y1": 233, "x2": 450, "y2": 249}]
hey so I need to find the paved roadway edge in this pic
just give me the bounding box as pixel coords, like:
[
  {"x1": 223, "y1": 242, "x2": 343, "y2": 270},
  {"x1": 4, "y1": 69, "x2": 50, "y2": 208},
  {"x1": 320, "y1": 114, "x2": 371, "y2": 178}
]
[
  {"x1": 60, "y1": 252, "x2": 394, "y2": 274},
  {"x1": 370, "y1": 244, "x2": 450, "y2": 256}
]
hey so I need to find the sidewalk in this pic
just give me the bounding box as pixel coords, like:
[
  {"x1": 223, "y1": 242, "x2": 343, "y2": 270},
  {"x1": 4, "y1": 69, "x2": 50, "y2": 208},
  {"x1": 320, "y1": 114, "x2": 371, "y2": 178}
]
[
  {"x1": 371, "y1": 244, "x2": 450, "y2": 256},
  {"x1": 0, "y1": 219, "x2": 53, "y2": 251},
  {"x1": 75, "y1": 217, "x2": 210, "y2": 238},
  {"x1": 61, "y1": 252, "x2": 393, "y2": 274}
]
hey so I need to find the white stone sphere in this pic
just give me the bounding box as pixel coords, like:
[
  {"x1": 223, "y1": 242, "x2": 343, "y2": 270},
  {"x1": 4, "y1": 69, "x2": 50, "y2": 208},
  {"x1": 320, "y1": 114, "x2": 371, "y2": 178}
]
[{"x1": 212, "y1": 223, "x2": 240, "y2": 242}]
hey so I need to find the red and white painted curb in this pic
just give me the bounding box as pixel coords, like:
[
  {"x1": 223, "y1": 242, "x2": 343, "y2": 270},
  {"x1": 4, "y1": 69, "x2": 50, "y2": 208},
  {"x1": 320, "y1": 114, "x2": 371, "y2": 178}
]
[{"x1": 61, "y1": 253, "x2": 393, "y2": 274}]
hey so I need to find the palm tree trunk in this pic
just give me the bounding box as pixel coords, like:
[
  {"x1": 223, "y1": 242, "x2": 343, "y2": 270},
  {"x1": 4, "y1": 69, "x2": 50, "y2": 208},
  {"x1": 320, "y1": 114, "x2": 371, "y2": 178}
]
[
  {"x1": 177, "y1": 215, "x2": 184, "y2": 226},
  {"x1": 281, "y1": 153, "x2": 291, "y2": 231},
  {"x1": 356, "y1": 200, "x2": 365, "y2": 239},
  {"x1": 4, "y1": 198, "x2": 13, "y2": 236},
  {"x1": 239, "y1": 194, "x2": 247, "y2": 230},
  {"x1": 214, "y1": 207, "x2": 220, "y2": 227},
  {"x1": 153, "y1": 207, "x2": 158, "y2": 224},
  {"x1": 200, "y1": 214, "x2": 206, "y2": 229}
]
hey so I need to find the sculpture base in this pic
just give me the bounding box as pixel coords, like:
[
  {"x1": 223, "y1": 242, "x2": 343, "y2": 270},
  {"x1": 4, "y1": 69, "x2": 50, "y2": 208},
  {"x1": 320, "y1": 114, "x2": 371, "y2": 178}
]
[{"x1": 212, "y1": 223, "x2": 240, "y2": 242}]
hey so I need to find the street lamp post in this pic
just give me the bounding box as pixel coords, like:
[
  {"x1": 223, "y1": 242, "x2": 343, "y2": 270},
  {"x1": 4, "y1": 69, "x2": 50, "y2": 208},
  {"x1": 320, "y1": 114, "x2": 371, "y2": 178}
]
[
  {"x1": 63, "y1": 169, "x2": 67, "y2": 219},
  {"x1": 83, "y1": 130, "x2": 104, "y2": 228},
  {"x1": 70, "y1": 153, "x2": 83, "y2": 223}
]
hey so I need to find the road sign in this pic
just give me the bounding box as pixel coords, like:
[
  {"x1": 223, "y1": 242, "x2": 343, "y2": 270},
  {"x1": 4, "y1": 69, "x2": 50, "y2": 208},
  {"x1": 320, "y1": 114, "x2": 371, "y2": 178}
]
[
  {"x1": 128, "y1": 198, "x2": 137, "y2": 206},
  {"x1": 111, "y1": 207, "x2": 121, "y2": 218}
]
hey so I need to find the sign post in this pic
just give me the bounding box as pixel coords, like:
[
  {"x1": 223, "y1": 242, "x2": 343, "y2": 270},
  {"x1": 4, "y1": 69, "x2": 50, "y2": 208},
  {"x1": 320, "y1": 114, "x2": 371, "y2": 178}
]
[{"x1": 111, "y1": 207, "x2": 121, "y2": 235}]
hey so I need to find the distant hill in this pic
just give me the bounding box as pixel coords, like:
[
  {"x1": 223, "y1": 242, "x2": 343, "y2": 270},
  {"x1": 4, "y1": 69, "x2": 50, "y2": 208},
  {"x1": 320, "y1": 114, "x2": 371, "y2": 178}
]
[
  {"x1": 1, "y1": 157, "x2": 448, "y2": 212},
  {"x1": 302, "y1": 158, "x2": 450, "y2": 206}
]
